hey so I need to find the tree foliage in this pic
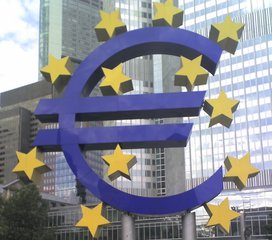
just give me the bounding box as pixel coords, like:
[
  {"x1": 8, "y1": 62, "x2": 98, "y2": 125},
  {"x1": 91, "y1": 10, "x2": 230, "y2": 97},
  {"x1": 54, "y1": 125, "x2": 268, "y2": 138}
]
[
  {"x1": 0, "y1": 195, "x2": 6, "y2": 239},
  {"x1": 0, "y1": 184, "x2": 54, "y2": 240}
]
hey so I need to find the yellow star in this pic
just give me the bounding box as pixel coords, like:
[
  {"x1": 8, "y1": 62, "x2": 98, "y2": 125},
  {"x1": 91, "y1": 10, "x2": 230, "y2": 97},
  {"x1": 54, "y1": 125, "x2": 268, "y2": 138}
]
[
  {"x1": 153, "y1": 0, "x2": 184, "y2": 27},
  {"x1": 224, "y1": 152, "x2": 260, "y2": 190},
  {"x1": 203, "y1": 91, "x2": 239, "y2": 128},
  {"x1": 12, "y1": 147, "x2": 51, "y2": 183},
  {"x1": 40, "y1": 54, "x2": 73, "y2": 84},
  {"x1": 76, "y1": 203, "x2": 110, "y2": 238},
  {"x1": 101, "y1": 144, "x2": 136, "y2": 181},
  {"x1": 205, "y1": 198, "x2": 240, "y2": 233},
  {"x1": 99, "y1": 64, "x2": 133, "y2": 96},
  {"x1": 95, "y1": 10, "x2": 127, "y2": 42},
  {"x1": 209, "y1": 15, "x2": 244, "y2": 54},
  {"x1": 174, "y1": 55, "x2": 209, "y2": 91}
]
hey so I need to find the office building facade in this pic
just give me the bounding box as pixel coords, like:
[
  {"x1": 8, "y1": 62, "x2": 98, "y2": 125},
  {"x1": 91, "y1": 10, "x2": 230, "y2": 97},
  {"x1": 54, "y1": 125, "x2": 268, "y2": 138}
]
[
  {"x1": 101, "y1": 0, "x2": 185, "y2": 200},
  {"x1": 178, "y1": 0, "x2": 272, "y2": 238},
  {"x1": 47, "y1": 204, "x2": 271, "y2": 239},
  {"x1": 181, "y1": 0, "x2": 272, "y2": 208},
  {"x1": 102, "y1": 0, "x2": 160, "y2": 197}
]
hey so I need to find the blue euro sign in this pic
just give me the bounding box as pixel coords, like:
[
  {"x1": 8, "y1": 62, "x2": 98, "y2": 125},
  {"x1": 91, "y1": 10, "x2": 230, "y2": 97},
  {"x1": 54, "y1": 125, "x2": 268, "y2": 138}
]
[{"x1": 34, "y1": 27, "x2": 224, "y2": 215}]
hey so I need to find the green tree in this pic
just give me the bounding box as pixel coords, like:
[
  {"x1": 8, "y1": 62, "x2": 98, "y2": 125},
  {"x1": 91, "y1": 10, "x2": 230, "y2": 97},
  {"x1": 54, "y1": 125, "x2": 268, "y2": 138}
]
[
  {"x1": 0, "y1": 184, "x2": 54, "y2": 240},
  {"x1": 0, "y1": 195, "x2": 6, "y2": 239}
]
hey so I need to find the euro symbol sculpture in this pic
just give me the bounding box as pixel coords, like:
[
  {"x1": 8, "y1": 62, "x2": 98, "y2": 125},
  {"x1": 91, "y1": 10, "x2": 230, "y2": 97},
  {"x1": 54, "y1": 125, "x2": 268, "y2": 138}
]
[{"x1": 34, "y1": 27, "x2": 224, "y2": 215}]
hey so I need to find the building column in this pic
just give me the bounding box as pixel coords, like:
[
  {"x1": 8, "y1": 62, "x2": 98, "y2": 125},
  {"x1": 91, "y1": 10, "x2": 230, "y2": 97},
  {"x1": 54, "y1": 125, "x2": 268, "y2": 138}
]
[
  {"x1": 121, "y1": 213, "x2": 136, "y2": 240},
  {"x1": 182, "y1": 212, "x2": 197, "y2": 240}
]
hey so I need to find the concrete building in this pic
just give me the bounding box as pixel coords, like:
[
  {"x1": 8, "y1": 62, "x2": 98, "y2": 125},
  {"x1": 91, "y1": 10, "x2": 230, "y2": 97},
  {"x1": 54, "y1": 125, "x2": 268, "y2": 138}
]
[
  {"x1": 0, "y1": 79, "x2": 104, "y2": 204},
  {"x1": 0, "y1": 179, "x2": 75, "y2": 207},
  {"x1": 0, "y1": 81, "x2": 51, "y2": 185}
]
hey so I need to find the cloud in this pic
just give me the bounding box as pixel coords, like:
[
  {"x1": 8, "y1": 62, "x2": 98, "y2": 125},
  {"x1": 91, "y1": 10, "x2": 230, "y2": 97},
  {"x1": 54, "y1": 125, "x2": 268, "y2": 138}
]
[
  {"x1": 0, "y1": 40, "x2": 38, "y2": 92},
  {"x1": 0, "y1": 0, "x2": 39, "y2": 93}
]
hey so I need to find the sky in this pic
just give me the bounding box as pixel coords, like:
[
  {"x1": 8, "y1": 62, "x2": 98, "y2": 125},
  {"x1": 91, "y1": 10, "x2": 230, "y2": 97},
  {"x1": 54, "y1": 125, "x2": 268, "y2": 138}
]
[{"x1": 0, "y1": 0, "x2": 39, "y2": 94}]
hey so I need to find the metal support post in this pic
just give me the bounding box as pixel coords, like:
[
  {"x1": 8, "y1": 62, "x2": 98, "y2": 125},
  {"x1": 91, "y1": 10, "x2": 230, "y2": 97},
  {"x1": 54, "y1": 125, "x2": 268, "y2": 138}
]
[
  {"x1": 182, "y1": 212, "x2": 197, "y2": 240},
  {"x1": 121, "y1": 212, "x2": 136, "y2": 240},
  {"x1": 240, "y1": 212, "x2": 246, "y2": 240}
]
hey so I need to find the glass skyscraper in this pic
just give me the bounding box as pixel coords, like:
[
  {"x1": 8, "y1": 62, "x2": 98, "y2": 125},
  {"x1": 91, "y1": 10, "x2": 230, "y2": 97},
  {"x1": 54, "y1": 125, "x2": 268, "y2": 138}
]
[
  {"x1": 182, "y1": 0, "x2": 272, "y2": 203},
  {"x1": 39, "y1": 0, "x2": 103, "y2": 202},
  {"x1": 39, "y1": 0, "x2": 102, "y2": 68},
  {"x1": 179, "y1": 0, "x2": 272, "y2": 237}
]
